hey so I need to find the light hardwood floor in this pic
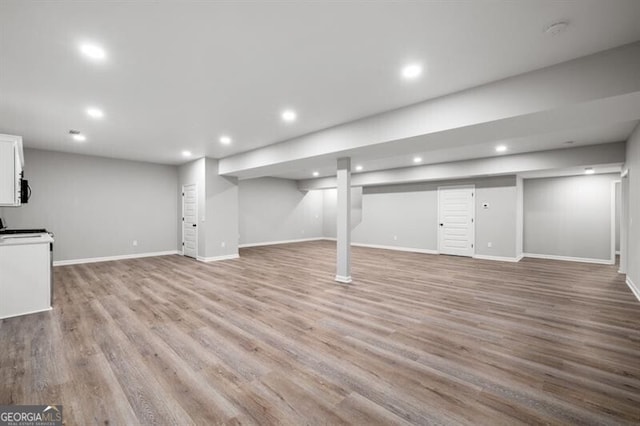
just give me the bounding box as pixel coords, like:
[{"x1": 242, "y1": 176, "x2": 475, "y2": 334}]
[{"x1": 1, "y1": 240, "x2": 639, "y2": 425}]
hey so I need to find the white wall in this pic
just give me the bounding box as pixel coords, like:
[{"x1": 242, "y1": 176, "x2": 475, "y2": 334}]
[
  {"x1": 625, "y1": 124, "x2": 640, "y2": 289},
  {"x1": 2, "y1": 149, "x2": 178, "y2": 262},
  {"x1": 323, "y1": 176, "x2": 518, "y2": 258},
  {"x1": 523, "y1": 174, "x2": 618, "y2": 261},
  {"x1": 239, "y1": 177, "x2": 323, "y2": 245}
]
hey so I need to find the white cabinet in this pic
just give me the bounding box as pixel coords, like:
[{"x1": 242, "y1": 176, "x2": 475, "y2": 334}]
[
  {"x1": 0, "y1": 134, "x2": 24, "y2": 206},
  {"x1": 0, "y1": 234, "x2": 53, "y2": 319}
]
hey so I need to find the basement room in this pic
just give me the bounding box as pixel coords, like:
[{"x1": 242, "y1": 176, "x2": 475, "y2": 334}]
[{"x1": 1, "y1": 1, "x2": 639, "y2": 424}]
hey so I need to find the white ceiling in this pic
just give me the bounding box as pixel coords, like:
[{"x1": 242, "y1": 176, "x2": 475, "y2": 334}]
[{"x1": 1, "y1": 0, "x2": 640, "y2": 170}]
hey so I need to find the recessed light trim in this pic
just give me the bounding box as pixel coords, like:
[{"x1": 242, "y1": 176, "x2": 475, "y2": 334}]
[
  {"x1": 312, "y1": 171, "x2": 319, "y2": 177},
  {"x1": 86, "y1": 107, "x2": 104, "y2": 119},
  {"x1": 413, "y1": 156, "x2": 422, "y2": 164},
  {"x1": 584, "y1": 167, "x2": 594, "y2": 175},
  {"x1": 281, "y1": 109, "x2": 297, "y2": 122},
  {"x1": 355, "y1": 165, "x2": 363, "y2": 172},
  {"x1": 72, "y1": 133, "x2": 86, "y2": 142},
  {"x1": 402, "y1": 63, "x2": 423, "y2": 80},
  {"x1": 79, "y1": 43, "x2": 106, "y2": 61},
  {"x1": 495, "y1": 145, "x2": 507, "y2": 153},
  {"x1": 182, "y1": 150, "x2": 192, "y2": 158},
  {"x1": 219, "y1": 136, "x2": 232, "y2": 145}
]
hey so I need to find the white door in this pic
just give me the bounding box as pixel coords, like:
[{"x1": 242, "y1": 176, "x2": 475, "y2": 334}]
[
  {"x1": 182, "y1": 184, "x2": 198, "y2": 258},
  {"x1": 438, "y1": 186, "x2": 475, "y2": 257}
]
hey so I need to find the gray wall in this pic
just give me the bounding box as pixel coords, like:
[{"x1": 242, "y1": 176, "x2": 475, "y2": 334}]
[
  {"x1": 322, "y1": 187, "x2": 364, "y2": 238},
  {"x1": 239, "y1": 177, "x2": 323, "y2": 245},
  {"x1": 323, "y1": 189, "x2": 336, "y2": 238},
  {"x1": 625, "y1": 124, "x2": 640, "y2": 286},
  {"x1": 523, "y1": 174, "x2": 618, "y2": 261},
  {"x1": 2, "y1": 149, "x2": 178, "y2": 262},
  {"x1": 323, "y1": 176, "x2": 518, "y2": 258},
  {"x1": 204, "y1": 158, "x2": 239, "y2": 258}
]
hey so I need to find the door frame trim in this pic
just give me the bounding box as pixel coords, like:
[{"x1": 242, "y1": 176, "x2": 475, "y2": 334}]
[
  {"x1": 437, "y1": 184, "x2": 476, "y2": 257},
  {"x1": 611, "y1": 180, "x2": 621, "y2": 266},
  {"x1": 181, "y1": 183, "x2": 198, "y2": 258}
]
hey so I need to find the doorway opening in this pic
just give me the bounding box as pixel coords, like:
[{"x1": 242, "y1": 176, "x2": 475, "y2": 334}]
[{"x1": 182, "y1": 183, "x2": 198, "y2": 259}]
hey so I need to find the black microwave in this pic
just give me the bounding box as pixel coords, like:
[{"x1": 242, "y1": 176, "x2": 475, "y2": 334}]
[{"x1": 20, "y1": 179, "x2": 30, "y2": 204}]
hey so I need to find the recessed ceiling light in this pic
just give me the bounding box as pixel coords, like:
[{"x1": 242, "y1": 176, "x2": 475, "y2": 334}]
[
  {"x1": 282, "y1": 109, "x2": 297, "y2": 122},
  {"x1": 86, "y1": 107, "x2": 104, "y2": 119},
  {"x1": 312, "y1": 171, "x2": 319, "y2": 177},
  {"x1": 182, "y1": 150, "x2": 192, "y2": 158},
  {"x1": 545, "y1": 21, "x2": 569, "y2": 36},
  {"x1": 219, "y1": 136, "x2": 232, "y2": 145},
  {"x1": 79, "y1": 43, "x2": 106, "y2": 61},
  {"x1": 495, "y1": 145, "x2": 507, "y2": 153},
  {"x1": 355, "y1": 165, "x2": 363, "y2": 172},
  {"x1": 401, "y1": 63, "x2": 423, "y2": 80},
  {"x1": 413, "y1": 156, "x2": 422, "y2": 163},
  {"x1": 585, "y1": 167, "x2": 594, "y2": 175}
]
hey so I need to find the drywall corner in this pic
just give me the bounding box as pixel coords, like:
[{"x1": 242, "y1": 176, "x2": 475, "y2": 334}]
[
  {"x1": 205, "y1": 158, "x2": 239, "y2": 259},
  {"x1": 516, "y1": 175, "x2": 524, "y2": 258},
  {"x1": 625, "y1": 123, "x2": 640, "y2": 287}
]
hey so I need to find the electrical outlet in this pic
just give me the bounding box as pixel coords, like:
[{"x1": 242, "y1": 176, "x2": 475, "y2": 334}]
[
  {"x1": 393, "y1": 235, "x2": 398, "y2": 241},
  {"x1": 221, "y1": 241, "x2": 226, "y2": 248},
  {"x1": 487, "y1": 242, "x2": 492, "y2": 248},
  {"x1": 133, "y1": 240, "x2": 138, "y2": 247}
]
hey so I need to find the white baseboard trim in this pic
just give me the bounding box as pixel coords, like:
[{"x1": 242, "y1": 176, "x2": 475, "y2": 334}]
[
  {"x1": 1, "y1": 306, "x2": 52, "y2": 320},
  {"x1": 473, "y1": 254, "x2": 522, "y2": 262},
  {"x1": 335, "y1": 275, "x2": 352, "y2": 284},
  {"x1": 616, "y1": 250, "x2": 621, "y2": 255},
  {"x1": 523, "y1": 253, "x2": 614, "y2": 265},
  {"x1": 54, "y1": 250, "x2": 179, "y2": 266},
  {"x1": 197, "y1": 254, "x2": 239, "y2": 262},
  {"x1": 350, "y1": 242, "x2": 439, "y2": 255},
  {"x1": 239, "y1": 237, "x2": 325, "y2": 248},
  {"x1": 626, "y1": 276, "x2": 640, "y2": 302}
]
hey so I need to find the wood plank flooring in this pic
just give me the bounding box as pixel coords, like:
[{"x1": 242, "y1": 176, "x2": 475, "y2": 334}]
[{"x1": 1, "y1": 240, "x2": 639, "y2": 425}]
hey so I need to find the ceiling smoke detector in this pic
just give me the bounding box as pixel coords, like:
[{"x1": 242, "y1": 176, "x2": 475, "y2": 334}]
[{"x1": 545, "y1": 21, "x2": 569, "y2": 36}]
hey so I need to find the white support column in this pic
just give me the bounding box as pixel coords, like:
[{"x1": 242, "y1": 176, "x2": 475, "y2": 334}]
[{"x1": 335, "y1": 157, "x2": 352, "y2": 283}]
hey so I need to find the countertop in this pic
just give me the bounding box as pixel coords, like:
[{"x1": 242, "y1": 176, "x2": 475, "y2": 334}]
[{"x1": 0, "y1": 233, "x2": 54, "y2": 246}]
